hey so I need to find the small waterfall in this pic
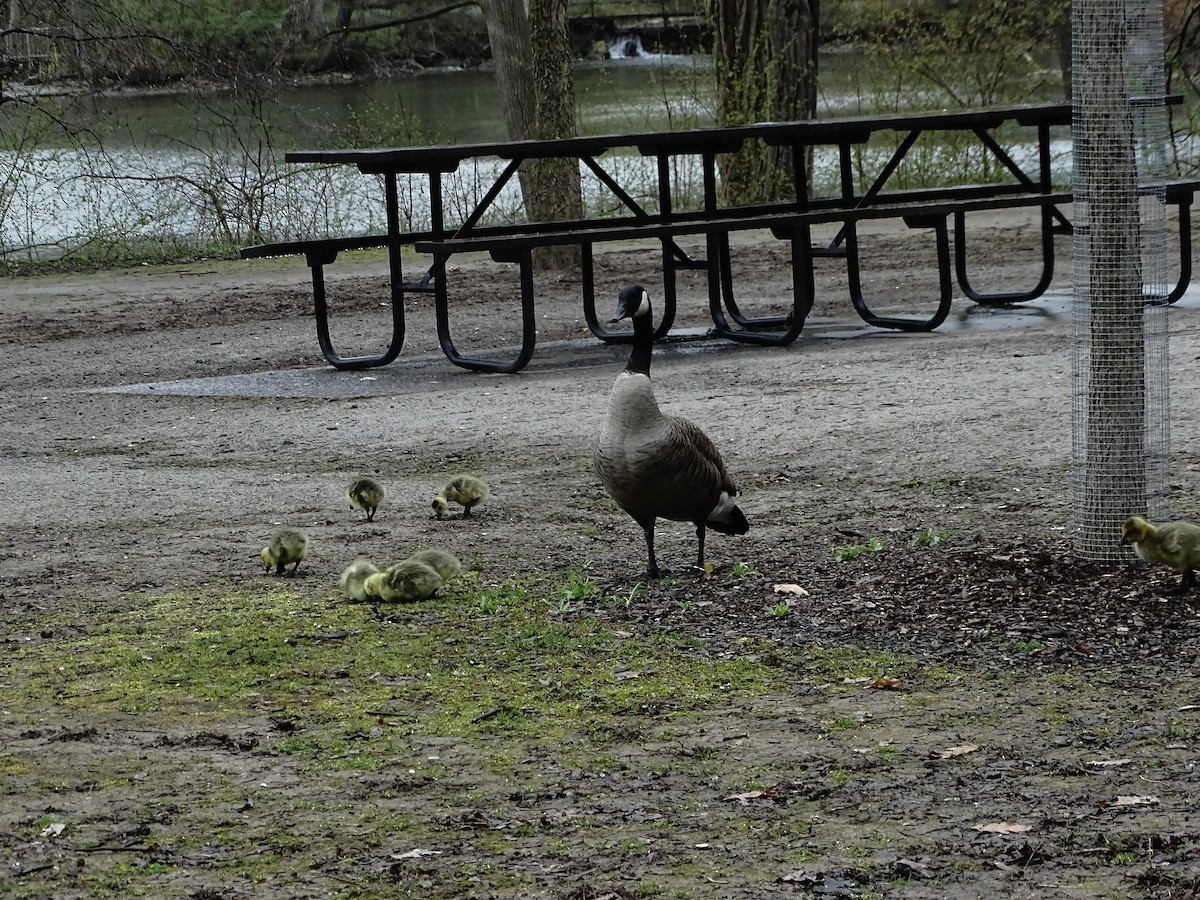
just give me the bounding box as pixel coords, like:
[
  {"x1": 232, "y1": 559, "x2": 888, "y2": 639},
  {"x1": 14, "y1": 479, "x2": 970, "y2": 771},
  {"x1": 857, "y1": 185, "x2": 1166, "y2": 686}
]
[{"x1": 606, "y1": 32, "x2": 645, "y2": 60}]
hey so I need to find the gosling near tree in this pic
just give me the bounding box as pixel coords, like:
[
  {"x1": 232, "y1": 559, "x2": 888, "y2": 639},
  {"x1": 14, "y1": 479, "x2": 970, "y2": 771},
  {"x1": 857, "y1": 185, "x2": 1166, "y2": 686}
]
[
  {"x1": 260, "y1": 527, "x2": 310, "y2": 576},
  {"x1": 594, "y1": 284, "x2": 749, "y2": 578},
  {"x1": 408, "y1": 548, "x2": 464, "y2": 581},
  {"x1": 363, "y1": 559, "x2": 444, "y2": 603},
  {"x1": 338, "y1": 559, "x2": 380, "y2": 601},
  {"x1": 433, "y1": 474, "x2": 489, "y2": 519},
  {"x1": 345, "y1": 477, "x2": 386, "y2": 522},
  {"x1": 1121, "y1": 515, "x2": 1200, "y2": 593}
]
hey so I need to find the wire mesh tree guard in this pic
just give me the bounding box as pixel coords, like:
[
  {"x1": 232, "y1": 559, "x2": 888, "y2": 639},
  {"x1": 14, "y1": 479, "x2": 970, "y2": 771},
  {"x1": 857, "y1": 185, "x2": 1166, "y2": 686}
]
[{"x1": 1071, "y1": 0, "x2": 1171, "y2": 560}]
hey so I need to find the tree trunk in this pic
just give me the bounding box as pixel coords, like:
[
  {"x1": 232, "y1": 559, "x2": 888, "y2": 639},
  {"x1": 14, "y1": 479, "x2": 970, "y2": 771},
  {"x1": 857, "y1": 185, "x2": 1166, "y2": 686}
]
[
  {"x1": 69, "y1": 0, "x2": 91, "y2": 80},
  {"x1": 1072, "y1": 0, "x2": 1148, "y2": 556},
  {"x1": 706, "y1": 0, "x2": 819, "y2": 204},
  {"x1": 315, "y1": 0, "x2": 354, "y2": 70},
  {"x1": 480, "y1": 0, "x2": 537, "y2": 141},
  {"x1": 527, "y1": 0, "x2": 581, "y2": 269},
  {"x1": 482, "y1": 0, "x2": 581, "y2": 271},
  {"x1": 301, "y1": 0, "x2": 325, "y2": 40}
]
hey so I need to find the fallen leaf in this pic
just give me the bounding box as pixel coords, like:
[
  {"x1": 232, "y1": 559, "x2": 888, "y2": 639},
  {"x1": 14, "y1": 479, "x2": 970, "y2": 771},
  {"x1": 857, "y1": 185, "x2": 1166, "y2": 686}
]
[
  {"x1": 973, "y1": 820, "x2": 1033, "y2": 834},
  {"x1": 724, "y1": 789, "x2": 770, "y2": 804},
  {"x1": 1114, "y1": 795, "x2": 1159, "y2": 807},
  {"x1": 934, "y1": 743, "x2": 980, "y2": 759},
  {"x1": 871, "y1": 675, "x2": 903, "y2": 690},
  {"x1": 773, "y1": 583, "x2": 809, "y2": 596},
  {"x1": 390, "y1": 848, "x2": 442, "y2": 859},
  {"x1": 39, "y1": 823, "x2": 66, "y2": 838},
  {"x1": 1086, "y1": 758, "x2": 1133, "y2": 768},
  {"x1": 613, "y1": 669, "x2": 640, "y2": 681}
]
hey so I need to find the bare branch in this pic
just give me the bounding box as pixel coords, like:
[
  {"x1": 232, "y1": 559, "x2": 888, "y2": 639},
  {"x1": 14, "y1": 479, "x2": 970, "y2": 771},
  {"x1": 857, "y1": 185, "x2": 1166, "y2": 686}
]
[{"x1": 321, "y1": 1, "x2": 475, "y2": 38}]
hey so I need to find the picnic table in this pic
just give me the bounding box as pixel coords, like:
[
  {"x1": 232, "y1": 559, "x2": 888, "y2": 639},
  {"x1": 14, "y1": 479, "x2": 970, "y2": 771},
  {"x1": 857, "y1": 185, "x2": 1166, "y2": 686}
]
[{"x1": 243, "y1": 101, "x2": 1196, "y2": 373}]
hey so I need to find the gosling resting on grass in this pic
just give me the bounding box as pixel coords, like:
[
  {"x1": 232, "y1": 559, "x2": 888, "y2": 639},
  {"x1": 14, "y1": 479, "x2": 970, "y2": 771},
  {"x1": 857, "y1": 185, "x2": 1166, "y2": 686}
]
[
  {"x1": 338, "y1": 559, "x2": 380, "y2": 601},
  {"x1": 261, "y1": 527, "x2": 310, "y2": 576},
  {"x1": 345, "y1": 477, "x2": 386, "y2": 522},
  {"x1": 433, "y1": 474, "x2": 489, "y2": 519},
  {"x1": 594, "y1": 284, "x2": 749, "y2": 578},
  {"x1": 407, "y1": 548, "x2": 464, "y2": 581},
  {"x1": 1121, "y1": 515, "x2": 1200, "y2": 593},
  {"x1": 363, "y1": 559, "x2": 444, "y2": 603}
]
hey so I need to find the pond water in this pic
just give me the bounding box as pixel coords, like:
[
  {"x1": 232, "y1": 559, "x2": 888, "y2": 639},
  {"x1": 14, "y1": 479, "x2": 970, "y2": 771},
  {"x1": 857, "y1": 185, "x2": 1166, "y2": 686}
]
[{"x1": 1, "y1": 49, "x2": 1075, "y2": 257}]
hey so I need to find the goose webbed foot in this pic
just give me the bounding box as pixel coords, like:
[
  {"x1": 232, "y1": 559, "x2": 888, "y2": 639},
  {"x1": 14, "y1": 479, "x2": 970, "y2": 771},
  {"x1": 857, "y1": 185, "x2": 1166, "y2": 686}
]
[{"x1": 1164, "y1": 570, "x2": 1197, "y2": 595}]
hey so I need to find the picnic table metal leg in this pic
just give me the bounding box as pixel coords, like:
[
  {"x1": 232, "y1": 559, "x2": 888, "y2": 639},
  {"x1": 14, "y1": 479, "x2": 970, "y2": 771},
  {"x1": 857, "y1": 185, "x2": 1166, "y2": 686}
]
[
  {"x1": 954, "y1": 205, "x2": 1059, "y2": 305},
  {"x1": 711, "y1": 232, "x2": 793, "y2": 331},
  {"x1": 846, "y1": 214, "x2": 954, "y2": 331},
  {"x1": 584, "y1": 243, "x2": 675, "y2": 343},
  {"x1": 708, "y1": 227, "x2": 808, "y2": 346},
  {"x1": 431, "y1": 249, "x2": 537, "y2": 373},
  {"x1": 1168, "y1": 188, "x2": 1194, "y2": 304},
  {"x1": 304, "y1": 247, "x2": 405, "y2": 371}
]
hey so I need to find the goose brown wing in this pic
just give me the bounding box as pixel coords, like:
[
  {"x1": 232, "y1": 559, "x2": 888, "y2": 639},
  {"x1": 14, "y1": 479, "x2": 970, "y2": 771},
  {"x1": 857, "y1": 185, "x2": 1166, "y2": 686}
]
[{"x1": 666, "y1": 415, "x2": 738, "y2": 496}]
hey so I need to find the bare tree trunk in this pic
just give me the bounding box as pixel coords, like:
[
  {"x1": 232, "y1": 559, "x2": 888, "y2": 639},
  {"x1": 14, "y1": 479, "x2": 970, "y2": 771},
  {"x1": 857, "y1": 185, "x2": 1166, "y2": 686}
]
[
  {"x1": 528, "y1": 0, "x2": 581, "y2": 269},
  {"x1": 481, "y1": 0, "x2": 581, "y2": 270},
  {"x1": 706, "y1": 0, "x2": 819, "y2": 203},
  {"x1": 299, "y1": 0, "x2": 325, "y2": 40},
  {"x1": 316, "y1": 0, "x2": 355, "y2": 70},
  {"x1": 480, "y1": 0, "x2": 537, "y2": 141},
  {"x1": 5, "y1": 0, "x2": 20, "y2": 65},
  {"x1": 69, "y1": 0, "x2": 91, "y2": 80},
  {"x1": 1072, "y1": 0, "x2": 1154, "y2": 557}
]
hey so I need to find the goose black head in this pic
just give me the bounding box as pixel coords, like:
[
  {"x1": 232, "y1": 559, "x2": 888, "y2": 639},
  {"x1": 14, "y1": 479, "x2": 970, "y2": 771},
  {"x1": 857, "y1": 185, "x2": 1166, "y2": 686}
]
[{"x1": 610, "y1": 284, "x2": 651, "y2": 323}]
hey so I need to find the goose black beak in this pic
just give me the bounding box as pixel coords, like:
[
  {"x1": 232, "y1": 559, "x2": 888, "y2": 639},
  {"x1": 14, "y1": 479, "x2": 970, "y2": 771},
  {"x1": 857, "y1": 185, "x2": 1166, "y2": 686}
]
[{"x1": 611, "y1": 284, "x2": 645, "y2": 323}]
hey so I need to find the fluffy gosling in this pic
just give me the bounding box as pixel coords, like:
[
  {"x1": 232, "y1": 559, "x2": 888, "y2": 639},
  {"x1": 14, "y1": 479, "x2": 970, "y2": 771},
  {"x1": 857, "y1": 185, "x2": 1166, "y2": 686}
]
[
  {"x1": 363, "y1": 559, "x2": 443, "y2": 603},
  {"x1": 261, "y1": 527, "x2": 309, "y2": 576},
  {"x1": 408, "y1": 548, "x2": 464, "y2": 581},
  {"x1": 345, "y1": 477, "x2": 386, "y2": 522},
  {"x1": 433, "y1": 474, "x2": 489, "y2": 519},
  {"x1": 338, "y1": 559, "x2": 380, "y2": 601},
  {"x1": 1121, "y1": 514, "x2": 1200, "y2": 593}
]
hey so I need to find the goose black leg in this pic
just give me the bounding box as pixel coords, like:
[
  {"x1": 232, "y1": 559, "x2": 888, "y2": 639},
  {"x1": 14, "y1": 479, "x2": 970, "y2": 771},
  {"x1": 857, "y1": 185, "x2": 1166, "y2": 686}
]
[
  {"x1": 694, "y1": 524, "x2": 706, "y2": 572},
  {"x1": 642, "y1": 522, "x2": 661, "y2": 579},
  {"x1": 1167, "y1": 569, "x2": 1197, "y2": 595}
]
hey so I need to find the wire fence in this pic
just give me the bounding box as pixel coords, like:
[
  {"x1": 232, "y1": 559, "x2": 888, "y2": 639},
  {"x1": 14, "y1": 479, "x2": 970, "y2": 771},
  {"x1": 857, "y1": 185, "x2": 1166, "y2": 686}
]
[{"x1": 1070, "y1": 0, "x2": 1171, "y2": 559}]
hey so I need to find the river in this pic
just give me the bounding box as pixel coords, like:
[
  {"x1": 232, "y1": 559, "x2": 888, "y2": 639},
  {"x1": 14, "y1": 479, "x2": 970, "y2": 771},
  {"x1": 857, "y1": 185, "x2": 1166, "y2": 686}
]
[{"x1": 0, "y1": 49, "x2": 1072, "y2": 259}]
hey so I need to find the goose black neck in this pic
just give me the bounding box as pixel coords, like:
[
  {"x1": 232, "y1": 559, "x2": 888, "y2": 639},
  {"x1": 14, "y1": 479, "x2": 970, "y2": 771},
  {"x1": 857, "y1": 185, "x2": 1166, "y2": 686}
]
[{"x1": 625, "y1": 311, "x2": 654, "y2": 375}]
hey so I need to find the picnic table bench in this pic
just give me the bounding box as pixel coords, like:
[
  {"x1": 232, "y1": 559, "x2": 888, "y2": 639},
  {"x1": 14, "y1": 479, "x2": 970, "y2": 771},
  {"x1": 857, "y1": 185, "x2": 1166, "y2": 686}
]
[{"x1": 242, "y1": 101, "x2": 1197, "y2": 373}]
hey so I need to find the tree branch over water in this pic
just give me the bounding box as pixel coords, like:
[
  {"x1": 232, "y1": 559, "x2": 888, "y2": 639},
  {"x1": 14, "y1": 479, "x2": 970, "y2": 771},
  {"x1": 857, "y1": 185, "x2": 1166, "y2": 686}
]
[{"x1": 321, "y1": 2, "x2": 476, "y2": 38}]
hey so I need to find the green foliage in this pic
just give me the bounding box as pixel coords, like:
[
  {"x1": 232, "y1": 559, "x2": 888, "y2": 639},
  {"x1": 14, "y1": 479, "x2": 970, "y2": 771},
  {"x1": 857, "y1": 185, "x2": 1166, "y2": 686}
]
[
  {"x1": 840, "y1": 0, "x2": 1071, "y2": 191},
  {"x1": 911, "y1": 528, "x2": 951, "y2": 547},
  {"x1": 834, "y1": 538, "x2": 885, "y2": 562}
]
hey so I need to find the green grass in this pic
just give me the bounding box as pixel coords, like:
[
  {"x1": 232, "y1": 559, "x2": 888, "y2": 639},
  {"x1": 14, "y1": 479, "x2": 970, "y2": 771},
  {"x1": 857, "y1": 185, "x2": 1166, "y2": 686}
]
[
  {"x1": 1, "y1": 576, "x2": 780, "y2": 746},
  {"x1": 834, "y1": 538, "x2": 885, "y2": 562}
]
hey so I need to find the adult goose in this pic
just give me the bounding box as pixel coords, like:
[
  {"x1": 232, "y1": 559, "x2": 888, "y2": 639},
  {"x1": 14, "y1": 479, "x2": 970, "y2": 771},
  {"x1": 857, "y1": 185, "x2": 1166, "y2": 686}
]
[{"x1": 594, "y1": 284, "x2": 749, "y2": 577}]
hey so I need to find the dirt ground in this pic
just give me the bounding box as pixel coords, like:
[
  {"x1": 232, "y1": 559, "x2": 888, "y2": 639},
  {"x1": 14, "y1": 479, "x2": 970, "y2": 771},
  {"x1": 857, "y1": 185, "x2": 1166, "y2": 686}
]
[{"x1": 4, "y1": 211, "x2": 1200, "y2": 898}]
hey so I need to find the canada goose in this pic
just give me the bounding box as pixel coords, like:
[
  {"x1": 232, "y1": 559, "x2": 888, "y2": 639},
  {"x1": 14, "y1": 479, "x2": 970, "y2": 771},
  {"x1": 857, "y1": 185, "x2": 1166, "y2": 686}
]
[
  {"x1": 1121, "y1": 515, "x2": 1200, "y2": 593},
  {"x1": 594, "y1": 284, "x2": 749, "y2": 578},
  {"x1": 338, "y1": 559, "x2": 380, "y2": 601},
  {"x1": 363, "y1": 559, "x2": 444, "y2": 603},
  {"x1": 260, "y1": 526, "x2": 310, "y2": 576},
  {"x1": 345, "y1": 477, "x2": 386, "y2": 522},
  {"x1": 408, "y1": 548, "x2": 464, "y2": 581},
  {"x1": 433, "y1": 474, "x2": 489, "y2": 519}
]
